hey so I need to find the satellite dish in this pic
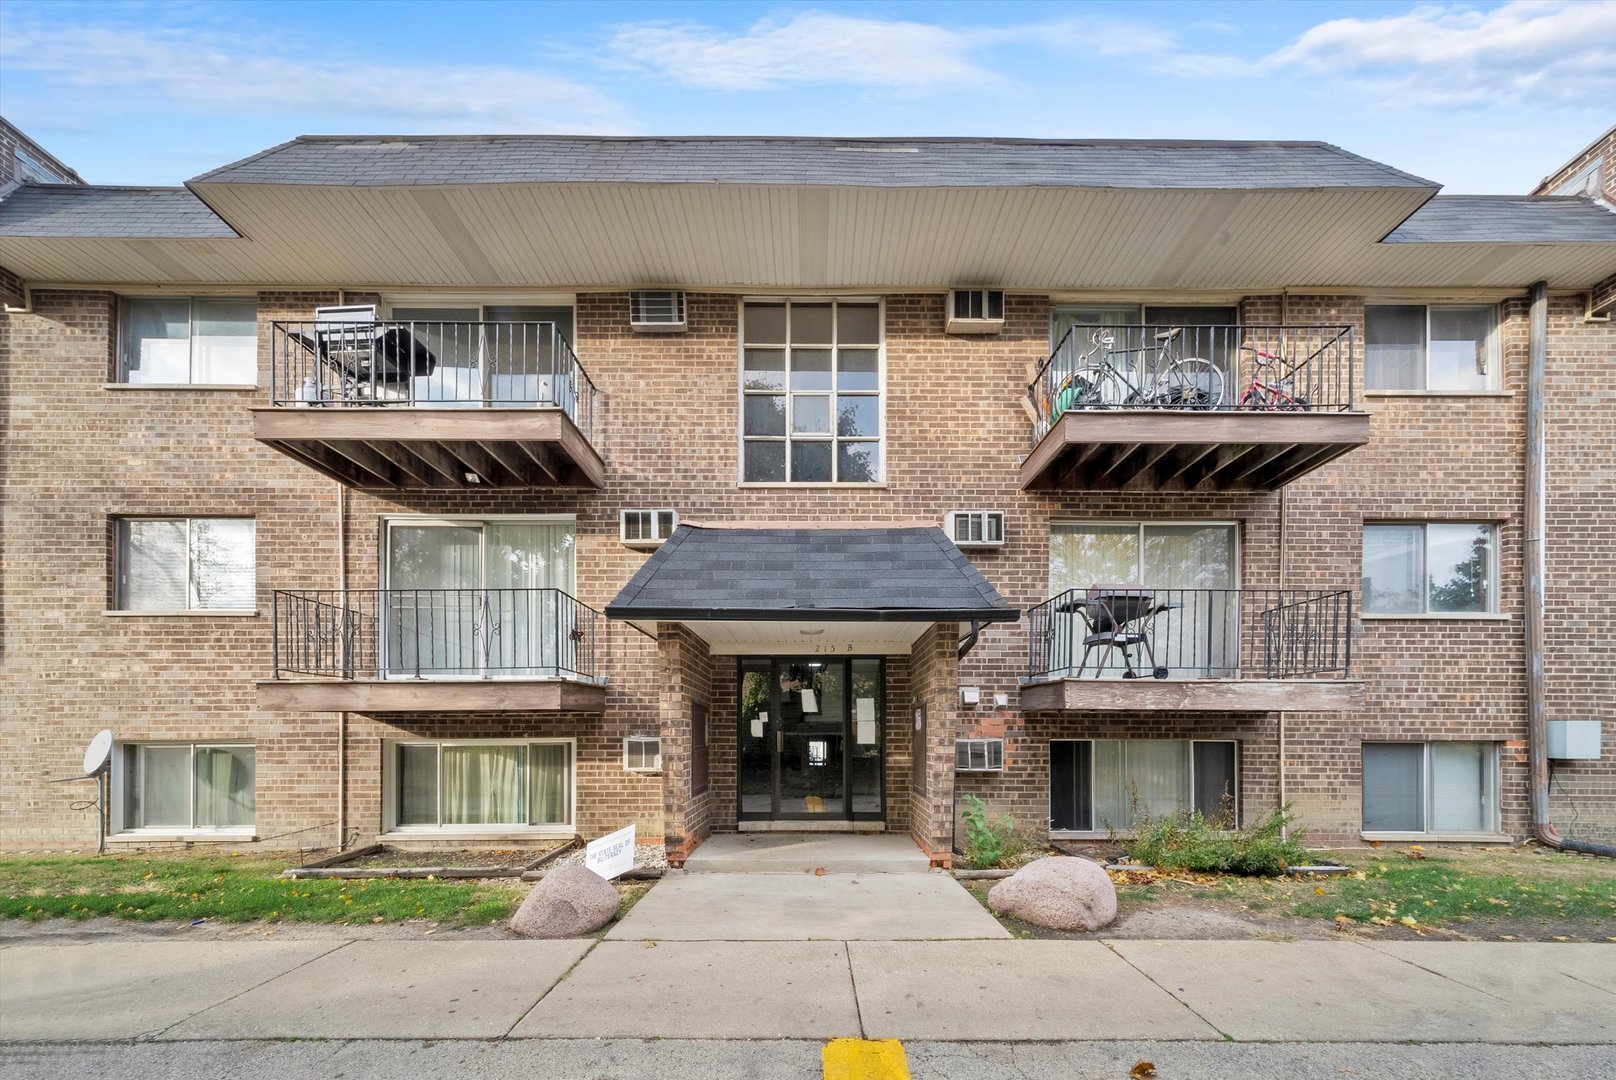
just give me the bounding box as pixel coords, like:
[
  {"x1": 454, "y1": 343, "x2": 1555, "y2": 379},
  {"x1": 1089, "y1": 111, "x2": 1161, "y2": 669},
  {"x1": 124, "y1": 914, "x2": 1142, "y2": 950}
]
[{"x1": 83, "y1": 730, "x2": 114, "y2": 777}]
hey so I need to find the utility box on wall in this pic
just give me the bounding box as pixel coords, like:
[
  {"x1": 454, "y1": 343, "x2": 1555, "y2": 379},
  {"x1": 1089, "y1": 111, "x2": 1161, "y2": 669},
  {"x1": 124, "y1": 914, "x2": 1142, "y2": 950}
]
[{"x1": 1547, "y1": 720, "x2": 1602, "y2": 761}]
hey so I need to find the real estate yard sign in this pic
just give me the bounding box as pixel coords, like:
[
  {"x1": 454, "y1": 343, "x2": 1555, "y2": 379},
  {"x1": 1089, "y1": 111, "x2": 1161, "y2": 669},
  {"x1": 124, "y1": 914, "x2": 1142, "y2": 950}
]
[{"x1": 586, "y1": 824, "x2": 636, "y2": 880}]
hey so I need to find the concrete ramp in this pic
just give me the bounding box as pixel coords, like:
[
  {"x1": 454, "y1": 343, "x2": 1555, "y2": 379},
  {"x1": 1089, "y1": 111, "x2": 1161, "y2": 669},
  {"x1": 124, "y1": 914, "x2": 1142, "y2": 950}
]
[{"x1": 681, "y1": 833, "x2": 931, "y2": 874}]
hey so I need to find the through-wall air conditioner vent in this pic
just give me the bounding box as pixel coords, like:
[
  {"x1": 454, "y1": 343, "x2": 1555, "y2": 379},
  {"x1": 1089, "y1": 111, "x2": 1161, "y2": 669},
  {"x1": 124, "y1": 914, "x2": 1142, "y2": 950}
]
[
  {"x1": 621, "y1": 509, "x2": 678, "y2": 548},
  {"x1": 946, "y1": 510, "x2": 1005, "y2": 548},
  {"x1": 955, "y1": 738, "x2": 1005, "y2": 772},
  {"x1": 945, "y1": 289, "x2": 1005, "y2": 335},
  {"x1": 629, "y1": 291, "x2": 687, "y2": 332}
]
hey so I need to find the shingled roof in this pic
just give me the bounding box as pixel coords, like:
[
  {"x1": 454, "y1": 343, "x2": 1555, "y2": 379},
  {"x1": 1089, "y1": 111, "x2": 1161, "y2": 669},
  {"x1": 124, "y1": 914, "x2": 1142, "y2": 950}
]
[
  {"x1": 1384, "y1": 195, "x2": 1616, "y2": 243},
  {"x1": 190, "y1": 135, "x2": 1435, "y2": 190},
  {"x1": 0, "y1": 185, "x2": 236, "y2": 238},
  {"x1": 605, "y1": 525, "x2": 1017, "y2": 623}
]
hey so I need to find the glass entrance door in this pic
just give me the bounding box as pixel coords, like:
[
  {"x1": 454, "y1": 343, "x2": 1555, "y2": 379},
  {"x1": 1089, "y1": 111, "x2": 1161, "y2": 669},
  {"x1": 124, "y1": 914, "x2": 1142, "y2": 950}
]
[{"x1": 738, "y1": 657, "x2": 883, "y2": 821}]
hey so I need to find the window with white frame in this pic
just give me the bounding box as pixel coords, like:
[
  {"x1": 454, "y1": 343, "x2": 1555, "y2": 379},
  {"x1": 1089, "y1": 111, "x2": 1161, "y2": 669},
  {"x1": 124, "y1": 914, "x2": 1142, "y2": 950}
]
[
  {"x1": 118, "y1": 297, "x2": 257, "y2": 385},
  {"x1": 624, "y1": 736, "x2": 662, "y2": 772},
  {"x1": 390, "y1": 740, "x2": 573, "y2": 830},
  {"x1": 114, "y1": 518, "x2": 256, "y2": 611},
  {"x1": 1365, "y1": 304, "x2": 1498, "y2": 392},
  {"x1": 740, "y1": 300, "x2": 882, "y2": 483},
  {"x1": 1362, "y1": 523, "x2": 1496, "y2": 615},
  {"x1": 1050, "y1": 739, "x2": 1236, "y2": 832},
  {"x1": 1362, "y1": 742, "x2": 1499, "y2": 834},
  {"x1": 115, "y1": 743, "x2": 255, "y2": 833}
]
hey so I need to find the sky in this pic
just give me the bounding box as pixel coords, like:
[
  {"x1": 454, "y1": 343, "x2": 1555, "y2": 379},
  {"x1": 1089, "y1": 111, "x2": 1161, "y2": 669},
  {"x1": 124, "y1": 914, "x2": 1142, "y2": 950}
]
[{"x1": 0, "y1": 0, "x2": 1612, "y2": 193}]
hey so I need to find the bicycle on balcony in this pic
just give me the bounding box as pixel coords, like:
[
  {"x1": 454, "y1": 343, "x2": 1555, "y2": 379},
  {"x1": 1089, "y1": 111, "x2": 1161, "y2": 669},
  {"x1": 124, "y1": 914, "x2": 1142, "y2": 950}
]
[
  {"x1": 1048, "y1": 327, "x2": 1226, "y2": 415},
  {"x1": 1236, "y1": 344, "x2": 1312, "y2": 411}
]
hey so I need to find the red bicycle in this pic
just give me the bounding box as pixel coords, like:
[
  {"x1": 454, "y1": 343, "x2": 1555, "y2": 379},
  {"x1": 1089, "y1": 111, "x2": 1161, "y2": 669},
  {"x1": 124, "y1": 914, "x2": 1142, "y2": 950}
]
[{"x1": 1237, "y1": 344, "x2": 1311, "y2": 410}]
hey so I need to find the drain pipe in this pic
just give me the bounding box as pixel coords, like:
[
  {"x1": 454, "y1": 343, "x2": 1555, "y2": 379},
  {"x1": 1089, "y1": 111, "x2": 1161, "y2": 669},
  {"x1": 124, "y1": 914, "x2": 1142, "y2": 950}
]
[
  {"x1": 1525, "y1": 281, "x2": 1616, "y2": 858},
  {"x1": 337, "y1": 480, "x2": 349, "y2": 850}
]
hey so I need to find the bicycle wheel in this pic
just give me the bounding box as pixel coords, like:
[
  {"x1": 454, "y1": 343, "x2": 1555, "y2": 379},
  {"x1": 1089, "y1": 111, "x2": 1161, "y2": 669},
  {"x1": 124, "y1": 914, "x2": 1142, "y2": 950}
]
[
  {"x1": 1156, "y1": 358, "x2": 1225, "y2": 408},
  {"x1": 1062, "y1": 365, "x2": 1127, "y2": 410},
  {"x1": 1239, "y1": 386, "x2": 1274, "y2": 410}
]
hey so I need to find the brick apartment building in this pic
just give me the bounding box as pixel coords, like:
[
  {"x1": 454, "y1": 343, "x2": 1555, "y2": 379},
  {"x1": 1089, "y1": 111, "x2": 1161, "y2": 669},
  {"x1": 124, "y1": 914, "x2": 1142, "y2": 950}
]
[{"x1": 2, "y1": 119, "x2": 1613, "y2": 861}]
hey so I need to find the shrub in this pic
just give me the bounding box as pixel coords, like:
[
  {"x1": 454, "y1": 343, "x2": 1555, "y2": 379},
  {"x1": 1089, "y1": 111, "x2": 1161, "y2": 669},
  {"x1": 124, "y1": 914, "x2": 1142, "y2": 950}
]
[
  {"x1": 1124, "y1": 805, "x2": 1310, "y2": 876},
  {"x1": 960, "y1": 795, "x2": 1018, "y2": 870}
]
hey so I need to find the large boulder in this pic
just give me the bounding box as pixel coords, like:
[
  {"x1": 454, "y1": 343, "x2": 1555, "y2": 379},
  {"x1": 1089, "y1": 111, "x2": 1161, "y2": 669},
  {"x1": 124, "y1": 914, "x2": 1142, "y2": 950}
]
[
  {"x1": 986, "y1": 856, "x2": 1117, "y2": 932},
  {"x1": 510, "y1": 864, "x2": 620, "y2": 938}
]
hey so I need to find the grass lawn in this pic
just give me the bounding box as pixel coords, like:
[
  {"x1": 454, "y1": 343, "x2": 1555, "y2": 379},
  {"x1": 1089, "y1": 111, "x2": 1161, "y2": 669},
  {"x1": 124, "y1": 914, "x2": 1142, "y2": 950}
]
[{"x1": 0, "y1": 853, "x2": 526, "y2": 927}]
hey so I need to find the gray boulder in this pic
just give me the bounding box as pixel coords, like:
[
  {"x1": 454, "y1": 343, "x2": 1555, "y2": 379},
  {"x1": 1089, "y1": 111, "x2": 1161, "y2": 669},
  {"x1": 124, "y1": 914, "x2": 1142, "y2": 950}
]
[
  {"x1": 986, "y1": 855, "x2": 1117, "y2": 931},
  {"x1": 510, "y1": 864, "x2": 620, "y2": 938}
]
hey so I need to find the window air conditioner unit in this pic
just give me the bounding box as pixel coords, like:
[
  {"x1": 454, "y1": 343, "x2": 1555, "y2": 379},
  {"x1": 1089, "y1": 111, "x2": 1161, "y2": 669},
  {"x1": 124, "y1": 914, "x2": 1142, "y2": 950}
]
[
  {"x1": 629, "y1": 291, "x2": 687, "y2": 333},
  {"x1": 946, "y1": 510, "x2": 1005, "y2": 548},
  {"x1": 956, "y1": 738, "x2": 1005, "y2": 772},
  {"x1": 624, "y1": 735, "x2": 663, "y2": 772},
  {"x1": 945, "y1": 289, "x2": 1005, "y2": 335},
  {"x1": 621, "y1": 509, "x2": 678, "y2": 548}
]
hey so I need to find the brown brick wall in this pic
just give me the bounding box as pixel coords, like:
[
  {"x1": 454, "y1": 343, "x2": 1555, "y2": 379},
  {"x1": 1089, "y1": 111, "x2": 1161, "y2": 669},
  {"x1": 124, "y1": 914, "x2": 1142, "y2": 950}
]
[
  {"x1": 3, "y1": 286, "x2": 1612, "y2": 852},
  {"x1": 1532, "y1": 126, "x2": 1615, "y2": 201}
]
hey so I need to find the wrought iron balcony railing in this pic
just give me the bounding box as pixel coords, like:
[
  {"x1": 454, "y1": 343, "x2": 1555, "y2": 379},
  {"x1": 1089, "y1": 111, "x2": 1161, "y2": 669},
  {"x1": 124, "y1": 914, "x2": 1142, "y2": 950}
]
[
  {"x1": 1026, "y1": 586, "x2": 1353, "y2": 682},
  {"x1": 270, "y1": 320, "x2": 598, "y2": 440},
  {"x1": 271, "y1": 588, "x2": 602, "y2": 682},
  {"x1": 1028, "y1": 324, "x2": 1357, "y2": 444}
]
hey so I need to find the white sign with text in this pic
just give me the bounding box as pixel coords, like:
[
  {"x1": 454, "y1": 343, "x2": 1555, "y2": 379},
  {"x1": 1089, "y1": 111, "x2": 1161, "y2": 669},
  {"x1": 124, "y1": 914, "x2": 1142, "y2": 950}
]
[{"x1": 585, "y1": 824, "x2": 636, "y2": 881}]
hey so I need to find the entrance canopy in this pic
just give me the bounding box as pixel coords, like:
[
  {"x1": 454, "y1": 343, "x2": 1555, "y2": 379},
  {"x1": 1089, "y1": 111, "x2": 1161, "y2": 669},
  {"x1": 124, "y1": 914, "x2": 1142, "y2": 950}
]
[{"x1": 604, "y1": 524, "x2": 1017, "y2": 653}]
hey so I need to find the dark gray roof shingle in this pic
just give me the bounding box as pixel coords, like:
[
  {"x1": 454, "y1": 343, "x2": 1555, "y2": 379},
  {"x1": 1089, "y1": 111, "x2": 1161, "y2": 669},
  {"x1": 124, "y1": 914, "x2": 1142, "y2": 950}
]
[
  {"x1": 605, "y1": 526, "x2": 1017, "y2": 621},
  {"x1": 191, "y1": 136, "x2": 1434, "y2": 190},
  {"x1": 0, "y1": 184, "x2": 237, "y2": 238},
  {"x1": 1384, "y1": 195, "x2": 1616, "y2": 243}
]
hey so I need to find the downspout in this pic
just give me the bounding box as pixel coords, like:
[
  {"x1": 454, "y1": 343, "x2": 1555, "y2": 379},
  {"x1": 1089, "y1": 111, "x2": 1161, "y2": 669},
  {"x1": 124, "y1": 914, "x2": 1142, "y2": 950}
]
[
  {"x1": 1277, "y1": 290, "x2": 1289, "y2": 838},
  {"x1": 337, "y1": 480, "x2": 349, "y2": 850},
  {"x1": 1525, "y1": 281, "x2": 1616, "y2": 858}
]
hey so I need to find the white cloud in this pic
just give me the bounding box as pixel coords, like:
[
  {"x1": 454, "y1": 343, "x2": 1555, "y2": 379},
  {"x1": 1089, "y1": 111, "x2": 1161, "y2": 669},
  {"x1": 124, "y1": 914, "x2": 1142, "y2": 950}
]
[
  {"x1": 603, "y1": 11, "x2": 1004, "y2": 93},
  {"x1": 1267, "y1": 0, "x2": 1616, "y2": 109},
  {"x1": 0, "y1": 20, "x2": 633, "y2": 133}
]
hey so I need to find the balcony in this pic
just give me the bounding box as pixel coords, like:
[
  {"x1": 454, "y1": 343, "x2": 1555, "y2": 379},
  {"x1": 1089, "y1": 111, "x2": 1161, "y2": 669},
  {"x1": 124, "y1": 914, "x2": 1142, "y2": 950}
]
[
  {"x1": 258, "y1": 588, "x2": 608, "y2": 713},
  {"x1": 1021, "y1": 324, "x2": 1370, "y2": 491},
  {"x1": 1020, "y1": 586, "x2": 1362, "y2": 712},
  {"x1": 253, "y1": 319, "x2": 604, "y2": 489}
]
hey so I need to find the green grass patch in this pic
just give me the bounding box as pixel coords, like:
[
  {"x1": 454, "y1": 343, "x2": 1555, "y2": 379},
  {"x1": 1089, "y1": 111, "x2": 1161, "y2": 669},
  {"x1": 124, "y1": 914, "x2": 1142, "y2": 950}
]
[
  {"x1": 1293, "y1": 852, "x2": 1616, "y2": 926},
  {"x1": 0, "y1": 854, "x2": 523, "y2": 926}
]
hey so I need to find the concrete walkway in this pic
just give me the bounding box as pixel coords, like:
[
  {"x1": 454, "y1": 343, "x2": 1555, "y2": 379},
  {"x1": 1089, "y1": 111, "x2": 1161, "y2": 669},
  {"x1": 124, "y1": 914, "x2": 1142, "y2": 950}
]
[
  {"x1": 4, "y1": 935, "x2": 1612, "y2": 1044},
  {"x1": 682, "y1": 834, "x2": 932, "y2": 874}
]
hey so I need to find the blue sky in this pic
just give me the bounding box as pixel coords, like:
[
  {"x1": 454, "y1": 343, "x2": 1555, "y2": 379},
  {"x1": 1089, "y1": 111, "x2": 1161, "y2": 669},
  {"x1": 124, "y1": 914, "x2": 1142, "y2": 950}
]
[{"x1": 1, "y1": 0, "x2": 1611, "y2": 192}]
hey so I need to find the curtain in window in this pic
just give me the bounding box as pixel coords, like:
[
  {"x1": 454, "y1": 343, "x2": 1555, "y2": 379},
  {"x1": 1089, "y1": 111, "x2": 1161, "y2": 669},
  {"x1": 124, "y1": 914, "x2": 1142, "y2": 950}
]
[
  {"x1": 1092, "y1": 740, "x2": 1193, "y2": 829},
  {"x1": 191, "y1": 298, "x2": 257, "y2": 384},
  {"x1": 1365, "y1": 305, "x2": 1426, "y2": 390},
  {"x1": 442, "y1": 745, "x2": 524, "y2": 825},
  {"x1": 139, "y1": 746, "x2": 191, "y2": 828},
  {"x1": 194, "y1": 747, "x2": 254, "y2": 828},
  {"x1": 122, "y1": 298, "x2": 191, "y2": 383},
  {"x1": 386, "y1": 525, "x2": 481, "y2": 676},
  {"x1": 530, "y1": 743, "x2": 570, "y2": 824},
  {"x1": 1431, "y1": 742, "x2": 1491, "y2": 832},
  {"x1": 484, "y1": 523, "x2": 576, "y2": 676},
  {"x1": 118, "y1": 520, "x2": 188, "y2": 610},
  {"x1": 1362, "y1": 743, "x2": 1424, "y2": 831}
]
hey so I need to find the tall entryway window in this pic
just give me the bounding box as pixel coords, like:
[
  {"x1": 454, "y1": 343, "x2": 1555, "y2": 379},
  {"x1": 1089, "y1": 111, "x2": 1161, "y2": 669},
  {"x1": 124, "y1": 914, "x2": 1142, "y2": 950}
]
[
  {"x1": 383, "y1": 518, "x2": 577, "y2": 678},
  {"x1": 1049, "y1": 521, "x2": 1239, "y2": 677},
  {"x1": 738, "y1": 657, "x2": 884, "y2": 820}
]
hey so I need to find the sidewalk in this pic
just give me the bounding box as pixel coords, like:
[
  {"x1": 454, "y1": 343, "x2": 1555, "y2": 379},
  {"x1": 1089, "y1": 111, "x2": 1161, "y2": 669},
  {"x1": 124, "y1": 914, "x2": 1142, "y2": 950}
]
[{"x1": 3, "y1": 934, "x2": 1612, "y2": 1044}]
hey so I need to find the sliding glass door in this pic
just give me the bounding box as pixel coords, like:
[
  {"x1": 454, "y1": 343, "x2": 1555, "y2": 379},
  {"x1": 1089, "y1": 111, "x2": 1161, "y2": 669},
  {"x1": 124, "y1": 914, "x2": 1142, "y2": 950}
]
[
  {"x1": 392, "y1": 305, "x2": 574, "y2": 406},
  {"x1": 383, "y1": 519, "x2": 575, "y2": 678}
]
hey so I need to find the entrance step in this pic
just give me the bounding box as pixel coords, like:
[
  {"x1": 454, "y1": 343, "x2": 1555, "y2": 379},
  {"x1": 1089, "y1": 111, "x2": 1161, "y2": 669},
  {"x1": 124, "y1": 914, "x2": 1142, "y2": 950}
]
[
  {"x1": 739, "y1": 820, "x2": 885, "y2": 834},
  {"x1": 683, "y1": 833, "x2": 931, "y2": 874}
]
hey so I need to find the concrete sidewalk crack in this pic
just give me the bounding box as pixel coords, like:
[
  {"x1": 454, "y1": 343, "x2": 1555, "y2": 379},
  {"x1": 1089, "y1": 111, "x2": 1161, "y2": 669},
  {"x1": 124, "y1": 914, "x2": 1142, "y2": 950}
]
[
  {"x1": 1561, "y1": 971, "x2": 1616, "y2": 1000},
  {"x1": 1352, "y1": 940, "x2": 1508, "y2": 1003},
  {"x1": 502, "y1": 938, "x2": 601, "y2": 1038},
  {"x1": 843, "y1": 940, "x2": 868, "y2": 1039},
  {"x1": 1099, "y1": 941, "x2": 1230, "y2": 1041},
  {"x1": 146, "y1": 939, "x2": 354, "y2": 1041}
]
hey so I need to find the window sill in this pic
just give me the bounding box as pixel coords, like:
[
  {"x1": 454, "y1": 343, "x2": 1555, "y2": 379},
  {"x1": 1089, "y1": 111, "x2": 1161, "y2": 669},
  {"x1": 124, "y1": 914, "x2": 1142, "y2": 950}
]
[
  {"x1": 379, "y1": 829, "x2": 576, "y2": 842},
  {"x1": 1363, "y1": 390, "x2": 1512, "y2": 399},
  {"x1": 1361, "y1": 612, "x2": 1510, "y2": 621},
  {"x1": 103, "y1": 383, "x2": 260, "y2": 392},
  {"x1": 735, "y1": 482, "x2": 889, "y2": 490},
  {"x1": 110, "y1": 830, "x2": 257, "y2": 844},
  {"x1": 104, "y1": 609, "x2": 260, "y2": 618},
  {"x1": 1360, "y1": 832, "x2": 1511, "y2": 843}
]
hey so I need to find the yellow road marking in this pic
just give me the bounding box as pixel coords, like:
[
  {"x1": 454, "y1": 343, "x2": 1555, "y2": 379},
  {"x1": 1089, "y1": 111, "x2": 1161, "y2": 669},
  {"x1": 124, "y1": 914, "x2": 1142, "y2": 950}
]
[{"x1": 823, "y1": 1038, "x2": 910, "y2": 1080}]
